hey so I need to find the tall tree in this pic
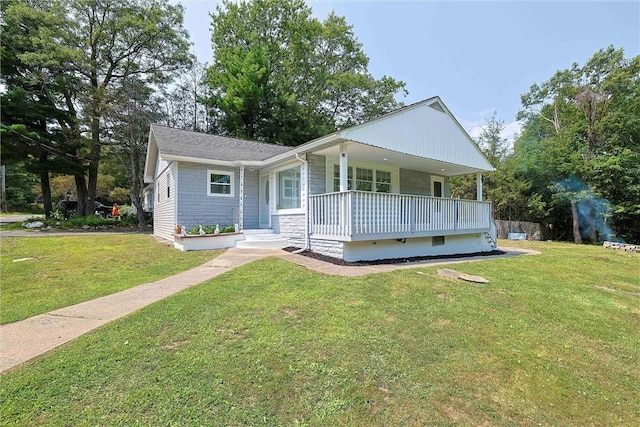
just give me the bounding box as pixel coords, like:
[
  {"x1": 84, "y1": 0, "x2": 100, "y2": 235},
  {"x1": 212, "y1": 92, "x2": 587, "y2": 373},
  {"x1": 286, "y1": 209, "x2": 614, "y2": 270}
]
[
  {"x1": 516, "y1": 46, "x2": 640, "y2": 243},
  {"x1": 160, "y1": 61, "x2": 214, "y2": 132},
  {"x1": 1, "y1": 0, "x2": 84, "y2": 217},
  {"x1": 205, "y1": 0, "x2": 407, "y2": 146},
  {"x1": 450, "y1": 112, "x2": 539, "y2": 222},
  {"x1": 104, "y1": 78, "x2": 163, "y2": 225},
  {"x1": 476, "y1": 112, "x2": 511, "y2": 167},
  {"x1": 5, "y1": 0, "x2": 192, "y2": 216}
]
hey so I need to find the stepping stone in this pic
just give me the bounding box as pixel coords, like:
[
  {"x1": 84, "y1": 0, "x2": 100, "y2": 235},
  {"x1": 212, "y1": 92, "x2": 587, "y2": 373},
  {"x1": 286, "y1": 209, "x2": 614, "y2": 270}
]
[{"x1": 437, "y1": 268, "x2": 489, "y2": 283}]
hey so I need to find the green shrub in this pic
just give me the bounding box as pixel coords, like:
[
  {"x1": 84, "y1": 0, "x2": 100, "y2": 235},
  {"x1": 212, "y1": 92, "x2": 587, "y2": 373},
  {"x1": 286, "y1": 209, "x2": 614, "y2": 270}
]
[
  {"x1": 187, "y1": 224, "x2": 236, "y2": 235},
  {"x1": 66, "y1": 215, "x2": 111, "y2": 227}
]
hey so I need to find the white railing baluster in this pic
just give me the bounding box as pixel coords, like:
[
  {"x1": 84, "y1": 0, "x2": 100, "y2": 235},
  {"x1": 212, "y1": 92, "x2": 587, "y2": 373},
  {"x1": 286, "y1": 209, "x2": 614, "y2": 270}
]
[{"x1": 308, "y1": 192, "x2": 492, "y2": 240}]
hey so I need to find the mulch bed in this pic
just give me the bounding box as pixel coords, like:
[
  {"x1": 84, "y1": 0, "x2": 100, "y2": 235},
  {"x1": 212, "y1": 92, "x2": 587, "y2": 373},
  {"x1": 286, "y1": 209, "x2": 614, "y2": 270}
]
[{"x1": 283, "y1": 247, "x2": 505, "y2": 266}]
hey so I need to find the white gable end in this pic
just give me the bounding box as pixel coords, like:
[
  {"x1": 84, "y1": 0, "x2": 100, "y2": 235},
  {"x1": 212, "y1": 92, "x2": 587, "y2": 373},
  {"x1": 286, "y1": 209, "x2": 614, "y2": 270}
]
[{"x1": 338, "y1": 100, "x2": 493, "y2": 172}]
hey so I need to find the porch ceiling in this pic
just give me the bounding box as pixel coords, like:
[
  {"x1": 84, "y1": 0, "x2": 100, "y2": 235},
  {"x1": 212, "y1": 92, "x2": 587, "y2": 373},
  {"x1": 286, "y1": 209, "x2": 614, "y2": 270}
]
[{"x1": 313, "y1": 141, "x2": 485, "y2": 176}]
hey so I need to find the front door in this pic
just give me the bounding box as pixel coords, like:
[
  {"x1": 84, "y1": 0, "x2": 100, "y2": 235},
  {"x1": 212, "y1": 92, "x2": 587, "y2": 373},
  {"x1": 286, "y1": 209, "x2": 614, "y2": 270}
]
[
  {"x1": 431, "y1": 176, "x2": 444, "y2": 198},
  {"x1": 259, "y1": 174, "x2": 270, "y2": 228},
  {"x1": 430, "y1": 176, "x2": 446, "y2": 227}
]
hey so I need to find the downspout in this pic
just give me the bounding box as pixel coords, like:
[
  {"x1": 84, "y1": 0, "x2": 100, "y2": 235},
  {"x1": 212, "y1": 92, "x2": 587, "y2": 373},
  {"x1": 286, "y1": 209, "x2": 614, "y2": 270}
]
[{"x1": 293, "y1": 153, "x2": 310, "y2": 253}]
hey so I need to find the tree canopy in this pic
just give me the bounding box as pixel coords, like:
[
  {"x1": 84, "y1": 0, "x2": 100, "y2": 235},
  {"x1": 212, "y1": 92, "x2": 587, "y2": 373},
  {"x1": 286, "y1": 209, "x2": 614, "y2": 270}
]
[
  {"x1": 1, "y1": 0, "x2": 192, "y2": 215},
  {"x1": 513, "y1": 46, "x2": 640, "y2": 242},
  {"x1": 205, "y1": 0, "x2": 407, "y2": 146}
]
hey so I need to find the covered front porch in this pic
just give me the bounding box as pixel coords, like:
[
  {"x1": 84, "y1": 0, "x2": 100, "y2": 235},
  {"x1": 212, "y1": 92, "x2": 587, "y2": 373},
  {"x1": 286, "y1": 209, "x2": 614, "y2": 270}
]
[{"x1": 309, "y1": 191, "x2": 494, "y2": 241}]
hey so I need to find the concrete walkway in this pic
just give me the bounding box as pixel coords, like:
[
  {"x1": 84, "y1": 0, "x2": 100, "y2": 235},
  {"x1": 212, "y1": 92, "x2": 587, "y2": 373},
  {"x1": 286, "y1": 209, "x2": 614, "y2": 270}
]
[
  {"x1": 0, "y1": 246, "x2": 538, "y2": 373},
  {"x1": 0, "y1": 248, "x2": 281, "y2": 373}
]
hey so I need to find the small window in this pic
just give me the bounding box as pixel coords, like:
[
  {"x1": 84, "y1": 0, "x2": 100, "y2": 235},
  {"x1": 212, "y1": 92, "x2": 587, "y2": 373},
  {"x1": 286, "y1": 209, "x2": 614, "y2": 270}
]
[
  {"x1": 208, "y1": 170, "x2": 234, "y2": 197},
  {"x1": 432, "y1": 236, "x2": 445, "y2": 246},
  {"x1": 167, "y1": 173, "x2": 171, "y2": 198},
  {"x1": 277, "y1": 166, "x2": 301, "y2": 209},
  {"x1": 156, "y1": 182, "x2": 160, "y2": 202}
]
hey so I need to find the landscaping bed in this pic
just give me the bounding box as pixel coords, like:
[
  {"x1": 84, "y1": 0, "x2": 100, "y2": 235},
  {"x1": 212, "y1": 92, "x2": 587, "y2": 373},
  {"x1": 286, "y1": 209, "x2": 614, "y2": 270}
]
[{"x1": 283, "y1": 246, "x2": 504, "y2": 266}]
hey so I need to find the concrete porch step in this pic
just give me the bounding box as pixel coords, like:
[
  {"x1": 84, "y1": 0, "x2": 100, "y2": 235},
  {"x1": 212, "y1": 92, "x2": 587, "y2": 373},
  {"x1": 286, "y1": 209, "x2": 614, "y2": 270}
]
[{"x1": 236, "y1": 229, "x2": 289, "y2": 249}]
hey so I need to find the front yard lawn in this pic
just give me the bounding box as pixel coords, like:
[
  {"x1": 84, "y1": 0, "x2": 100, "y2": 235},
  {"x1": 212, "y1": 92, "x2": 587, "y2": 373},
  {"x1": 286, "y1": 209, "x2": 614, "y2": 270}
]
[
  {"x1": 2, "y1": 241, "x2": 639, "y2": 425},
  {"x1": 0, "y1": 235, "x2": 219, "y2": 324}
]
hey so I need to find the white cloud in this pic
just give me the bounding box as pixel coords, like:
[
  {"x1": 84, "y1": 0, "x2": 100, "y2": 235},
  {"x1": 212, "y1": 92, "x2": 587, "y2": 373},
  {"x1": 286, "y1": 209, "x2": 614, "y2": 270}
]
[{"x1": 501, "y1": 120, "x2": 523, "y2": 144}]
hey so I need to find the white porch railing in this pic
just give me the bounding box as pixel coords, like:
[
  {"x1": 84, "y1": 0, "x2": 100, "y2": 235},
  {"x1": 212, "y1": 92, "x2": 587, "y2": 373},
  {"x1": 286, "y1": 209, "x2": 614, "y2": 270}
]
[{"x1": 309, "y1": 191, "x2": 492, "y2": 241}]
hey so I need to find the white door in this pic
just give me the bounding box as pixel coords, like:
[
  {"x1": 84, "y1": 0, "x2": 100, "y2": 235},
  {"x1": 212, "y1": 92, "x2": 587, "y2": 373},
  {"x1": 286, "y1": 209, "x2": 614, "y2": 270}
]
[{"x1": 259, "y1": 175, "x2": 270, "y2": 228}]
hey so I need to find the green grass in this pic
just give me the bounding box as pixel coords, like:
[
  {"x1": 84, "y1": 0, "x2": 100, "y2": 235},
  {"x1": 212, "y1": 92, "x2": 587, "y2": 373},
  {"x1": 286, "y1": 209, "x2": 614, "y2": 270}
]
[
  {"x1": 0, "y1": 235, "x2": 220, "y2": 324},
  {"x1": 0, "y1": 221, "x2": 27, "y2": 230},
  {"x1": 2, "y1": 241, "x2": 639, "y2": 425}
]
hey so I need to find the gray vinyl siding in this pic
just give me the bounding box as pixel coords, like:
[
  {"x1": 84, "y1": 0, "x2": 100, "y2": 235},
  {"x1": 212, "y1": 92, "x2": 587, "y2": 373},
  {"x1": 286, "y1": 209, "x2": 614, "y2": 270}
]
[
  {"x1": 400, "y1": 168, "x2": 450, "y2": 197},
  {"x1": 153, "y1": 163, "x2": 176, "y2": 241},
  {"x1": 176, "y1": 162, "x2": 240, "y2": 230},
  {"x1": 307, "y1": 154, "x2": 326, "y2": 195},
  {"x1": 243, "y1": 168, "x2": 260, "y2": 229},
  {"x1": 400, "y1": 168, "x2": 431, "y2": 195}
]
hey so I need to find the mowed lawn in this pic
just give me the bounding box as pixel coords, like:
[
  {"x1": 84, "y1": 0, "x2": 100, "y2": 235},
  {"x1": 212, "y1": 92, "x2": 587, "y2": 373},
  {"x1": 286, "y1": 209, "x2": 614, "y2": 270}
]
[
  {"x1": 2, "y1": 240, "x2": 639, "y2": 425},
  {"x1": 0, "y1": 235, "x2": 219, "y2": 324}
]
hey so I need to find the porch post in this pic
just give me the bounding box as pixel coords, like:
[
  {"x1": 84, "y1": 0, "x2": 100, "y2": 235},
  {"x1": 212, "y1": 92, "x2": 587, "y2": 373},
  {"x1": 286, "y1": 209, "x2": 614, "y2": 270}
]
[
  {"x1": 476, "y1": 172, "x2": 483, "y2": 201},
  {"x1": 339, "y1": 143, "x2": 348, "y2": 192},
  {"x1": 239, "y1": 165, "x2": 245, "y2": 230}
]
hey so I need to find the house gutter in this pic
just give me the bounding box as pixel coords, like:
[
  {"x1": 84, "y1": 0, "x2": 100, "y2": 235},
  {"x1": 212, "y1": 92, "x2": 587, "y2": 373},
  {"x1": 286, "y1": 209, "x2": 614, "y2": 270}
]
[{"x1": 293, "y1": 153, "x2": 310, "y2": 254}]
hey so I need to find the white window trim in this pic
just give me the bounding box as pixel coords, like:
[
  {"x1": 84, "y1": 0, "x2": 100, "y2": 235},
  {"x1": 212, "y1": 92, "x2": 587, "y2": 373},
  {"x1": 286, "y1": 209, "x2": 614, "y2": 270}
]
[
  {"x1": 207, "y1": 169, "x2": 235, "y2": 197},
  {"x1": 431, "y1": 175, "x2": 445, "y2": 198},
  {"x1": 326, "y1": 158, "x2": 399, "y2": 194},
  {"x1": 274, "y1": 164, "x2": 304, "y2": 214}
]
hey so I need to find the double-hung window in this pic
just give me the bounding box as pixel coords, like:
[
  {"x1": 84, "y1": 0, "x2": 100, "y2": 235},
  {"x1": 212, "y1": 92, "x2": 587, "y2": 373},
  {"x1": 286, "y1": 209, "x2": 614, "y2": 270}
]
[
  {"x1": 208, "y1": 170, "x2": 234, "y2": 197},
  {"x1": 375, "y1": 170, "x2": 391, "y2": 193},
  {"x1": 355, "y1": 167, "x2": 374, "y2": 191},
  {"x1": 333, "y1": 164, "x2": 392, "y2": 193},
  {"x1": 333, "y1": 165, "x2": 353, "y2": 192}
]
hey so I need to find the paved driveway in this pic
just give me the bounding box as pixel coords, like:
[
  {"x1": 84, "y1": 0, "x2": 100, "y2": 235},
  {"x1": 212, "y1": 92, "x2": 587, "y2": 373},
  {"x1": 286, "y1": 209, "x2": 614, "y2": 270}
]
[{"x1": 0, "y1": 214, "x2": 42, "y2": 224}]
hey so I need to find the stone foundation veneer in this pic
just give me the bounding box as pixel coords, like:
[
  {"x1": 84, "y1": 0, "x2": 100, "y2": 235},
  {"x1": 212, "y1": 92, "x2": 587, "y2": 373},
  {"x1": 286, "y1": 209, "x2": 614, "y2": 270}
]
[
  {"x1": 271, "y1": 213, "x2": 306, "y2": 247},
  {"x1": 309, "y1": 239, "x2": 344, "y2": 258}
]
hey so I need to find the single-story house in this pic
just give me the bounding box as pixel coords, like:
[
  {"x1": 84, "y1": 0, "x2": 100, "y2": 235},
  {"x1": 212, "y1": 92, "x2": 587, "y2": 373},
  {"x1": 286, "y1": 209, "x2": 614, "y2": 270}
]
[{"x1": 144, "y1": 96, "x2": 497, "y2": 261}]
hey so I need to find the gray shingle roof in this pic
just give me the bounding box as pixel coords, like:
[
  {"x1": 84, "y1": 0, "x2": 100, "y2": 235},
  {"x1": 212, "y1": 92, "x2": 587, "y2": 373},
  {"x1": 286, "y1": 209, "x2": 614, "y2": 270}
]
[{"x1": 150, "y1": 124, "x2": 293, "y2": 162}]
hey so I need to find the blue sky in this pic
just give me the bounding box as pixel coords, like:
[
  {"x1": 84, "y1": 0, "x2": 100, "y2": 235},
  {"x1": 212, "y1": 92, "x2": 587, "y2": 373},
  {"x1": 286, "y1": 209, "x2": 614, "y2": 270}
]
[{"x1": 179, "y1": 0, "x2": 640, "y2": 141}]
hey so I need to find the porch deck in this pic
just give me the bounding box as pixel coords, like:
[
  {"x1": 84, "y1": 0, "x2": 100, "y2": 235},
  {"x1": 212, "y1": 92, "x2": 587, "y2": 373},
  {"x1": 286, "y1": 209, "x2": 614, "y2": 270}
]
[{"x1": 309, "y1": 191, "x2": 493, "y2": 241}]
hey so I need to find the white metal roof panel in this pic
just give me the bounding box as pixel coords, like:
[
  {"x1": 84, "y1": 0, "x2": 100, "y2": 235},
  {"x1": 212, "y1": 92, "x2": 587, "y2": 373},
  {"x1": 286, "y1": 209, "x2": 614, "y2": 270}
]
[{"x1": 337, "y1": 98, "x2": 494, "y2": 172}]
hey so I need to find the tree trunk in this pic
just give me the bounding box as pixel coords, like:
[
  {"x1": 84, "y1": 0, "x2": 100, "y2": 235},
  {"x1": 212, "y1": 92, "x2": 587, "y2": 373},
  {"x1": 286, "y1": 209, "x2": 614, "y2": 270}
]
[
  {"x1": 39, "y1": 166, "x2": 52, "y2": 219},
  {"x1": 74, "y1": 174, "x2": 88, "y2": 217},
  {"x1": 588, "y1": 201, "x2": 597, "y2": 243},
  {"x1": 571, "y1": 200, "x2": 582, "y2": 244},
  {"x1": 86, "y1": 114, "x2": 101, "y2": 216},
  {"x1": 130, "y1": 148, "x2": 145, "y2": 226}
]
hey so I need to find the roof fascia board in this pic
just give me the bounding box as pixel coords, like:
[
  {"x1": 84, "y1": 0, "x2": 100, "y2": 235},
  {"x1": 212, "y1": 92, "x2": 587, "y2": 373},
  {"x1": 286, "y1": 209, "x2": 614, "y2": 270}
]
[
  {"x1": 161, "y1": 154, "x2": 263, "y2": 167},
  {"x1": 143, "y1": 130, "x2": 158, "y2": 183},
  {"x1": 260, "y1": 133, "x2": 340, "y2": 166}
]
